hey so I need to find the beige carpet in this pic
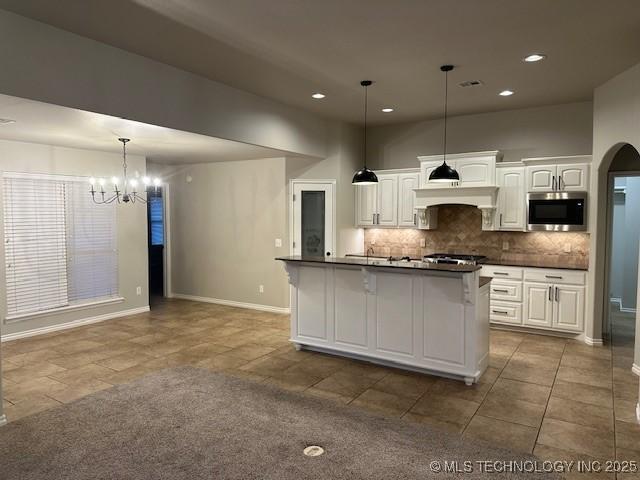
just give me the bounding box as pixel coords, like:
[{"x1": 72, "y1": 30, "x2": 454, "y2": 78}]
[{"x1": 0, "y1": 367, "x2": 557, "y2": 479}]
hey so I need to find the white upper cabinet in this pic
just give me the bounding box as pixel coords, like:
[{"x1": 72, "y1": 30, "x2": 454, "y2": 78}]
[
  {"x1": 355, "y1": 184, "x2": 377, "y2": 226},
  {"x1": 376, "y1": 174, "x2": 398, "y2": 226},
  {"x1": 524, "y1": 156, "x2": 591, "y2": 192},
  {"x1": 418, "y1": 151, "x2": 499, "y2": 188},
  {"x1": 558, "y1": 164, "x2": 589, "y2": 191},
  {"x1": 527, "y1": 165, "x2": 556, "y2": 192},
  {"x1": 397, "y1": 172, "x2": 420, "y2": 227},
  {"x1": 496, "y1": 166, "x2": 525, "y2": 231}
]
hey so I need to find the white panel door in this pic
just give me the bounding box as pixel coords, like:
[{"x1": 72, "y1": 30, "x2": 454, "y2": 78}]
[
  {"x1": 293, "y1": 181, "x2": 334, "y2": 257},
  {"x1": 527, "y1": 165, "x2": 556, "y2": 192},
  {"x1": 295, "y1": 266, "x2": 329, "y2": 341},
  {"x1": 553, "y1": 285, "x2": 585, "y2": 332},
  {"x1": 397, "y1": 173, "x2": 419, "y2": 227},
  {"x1": 374, "y1": 272, "x2": 415, "y2": 356},
  {"x1": 334, "y1": 267, "x2": 368, "y2": 348},
  {"x1": 422, "y1": 275, "x2": 465, "y2": 365},
  {"x1": 457, "y1": 157, "x2": 495, "y2": 187},
  {"x1": 355, "y1": 184, "x2": 377, "y2": 226},
  {"x1": 523, "y1": 282, "x2": 553, "y2": 328},
  {"x1": 496, "y1": 167, "x2": 525, "y2": 231},
  {"x1": 557, "y1": 164, "x2": 589, "y2": 191},
  {"x1": 376, "y1": 174, "x2": 398, "y2": 226}
]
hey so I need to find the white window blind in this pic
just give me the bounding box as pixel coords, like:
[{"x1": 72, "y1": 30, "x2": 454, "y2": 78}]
[{"x1": 3, "y1": 174, "x2": 118, "y2": 319}]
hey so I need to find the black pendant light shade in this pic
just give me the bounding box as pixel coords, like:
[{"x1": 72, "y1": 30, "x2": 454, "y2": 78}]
[
  {"x1": 352, "y1": 167, "x2": 378, "y2": 185},
  {"x1": 429, "y1": 65, "x2": 460, "y2": 183},
  {"x1": 352, "y1": 80, "x2": 378, "y2": 185},
  {"x1": 429, "y1": 161, "x2": 459, "y2": 182}
]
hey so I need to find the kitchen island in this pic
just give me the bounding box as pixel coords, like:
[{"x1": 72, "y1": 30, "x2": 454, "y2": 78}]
[{"x1": 277, "y1": 256, "x2": 490, "y2": 385}]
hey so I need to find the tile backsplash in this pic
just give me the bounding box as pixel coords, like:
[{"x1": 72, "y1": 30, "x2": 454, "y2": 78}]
[{"x1": 363, "y1": 205, "x2": 589, "y2": 269}]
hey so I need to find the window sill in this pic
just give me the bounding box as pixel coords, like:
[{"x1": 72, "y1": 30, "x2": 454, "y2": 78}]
[{"x1": 4, "y1": 297, "x2": 125, "y2": 324}]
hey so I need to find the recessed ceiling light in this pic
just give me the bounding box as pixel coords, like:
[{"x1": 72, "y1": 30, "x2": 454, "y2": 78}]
[
  {"x1": 499, "y1": 90, "x2": 514, "y2": 96},
  {"x1": 0, "y1": 118, "x2": 16, "y2": 125},
  {"x1": 523, "y1": 53, "x2": 546, "y2": 63},
  {"x1": 311, "y1": 93, "x2": 326, "y2": 99},
  {"x1": 381, "y1": 108, "x2": 394, "y2": 113}
]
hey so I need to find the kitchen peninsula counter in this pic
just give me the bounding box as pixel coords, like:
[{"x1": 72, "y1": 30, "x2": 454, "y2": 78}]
[{"x1": 277, "y1": 256, "x2": 490, "y2": 385}]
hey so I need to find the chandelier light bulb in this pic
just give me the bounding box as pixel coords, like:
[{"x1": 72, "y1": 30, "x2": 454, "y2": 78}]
[
  {"x1": 98, "y1": 178, "x2": 106, "y2": 186},
  {"x1": 130, "y1": 179, "x2": 138, "y2": 188},
  {"x1": 142, "y1": 176, "x2": 151, "y2": 185},
  {"x1": 111, "y1": 176, "x2": 119, "y2": 185},
  {"x1": 89, "y1": 177, "x2": 96, "y2": 186},
  {"x1": 153, "y1": 178, "x2": 161, "y2": 186}
]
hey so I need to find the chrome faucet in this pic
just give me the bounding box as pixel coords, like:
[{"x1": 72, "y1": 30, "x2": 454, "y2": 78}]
[{"x1": 366, "y1": 246, "x2": 375, "y2": 257}]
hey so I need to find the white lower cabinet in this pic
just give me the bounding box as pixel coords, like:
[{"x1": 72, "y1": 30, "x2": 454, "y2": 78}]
[
  {"x1": 523, "y1": 283, "x2": 554, "y2": 328},
  {"x1": 483, "y1": 265, "x2": 586, "y2": 334}
]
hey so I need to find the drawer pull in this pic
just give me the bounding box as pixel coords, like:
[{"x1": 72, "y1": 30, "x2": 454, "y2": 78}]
[
  {"x1": 492, "y1": 288, "x2": 509, "y2": 293},
  {"x1": 493, "y1": 272, "x2": 509, "y2": 276},
  {"x1": 492, "y1": 310, "x2": 509, "y2": 315},
  {"x1": 545, "y1": 275, "x2": 563, "y2": 279}
]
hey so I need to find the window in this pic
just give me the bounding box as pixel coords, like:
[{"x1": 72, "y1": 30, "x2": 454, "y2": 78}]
[{"x1": 3, "y1": 173, "x2": 118, "y2": 319}]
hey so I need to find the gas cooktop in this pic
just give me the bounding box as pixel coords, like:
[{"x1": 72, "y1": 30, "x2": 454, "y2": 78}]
[{"x1": 423, "y1": 253, "x2": 487, "y2": 265}]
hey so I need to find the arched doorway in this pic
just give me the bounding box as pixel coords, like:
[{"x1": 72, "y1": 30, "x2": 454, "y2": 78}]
[{"x1": 600, "y1": 144, "x2": 640, "y2": 374}]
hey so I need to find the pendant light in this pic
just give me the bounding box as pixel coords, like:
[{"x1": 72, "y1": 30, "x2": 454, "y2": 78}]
[
  {"x1": 429, "y1": 65, "x2": 460, "y2": 183},
  {"x1": 352, "y1": 80, "x2": 378, "y2": 185}
]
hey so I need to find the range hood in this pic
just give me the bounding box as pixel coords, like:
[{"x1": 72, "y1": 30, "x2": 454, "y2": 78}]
[{"x1": 414, "y1": 185, "x2": 499, "y2": 229}]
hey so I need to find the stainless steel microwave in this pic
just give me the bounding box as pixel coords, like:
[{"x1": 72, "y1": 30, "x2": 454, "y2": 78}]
[{"x1": 526, "y1": 192, "x2": 587, "y2": 232}]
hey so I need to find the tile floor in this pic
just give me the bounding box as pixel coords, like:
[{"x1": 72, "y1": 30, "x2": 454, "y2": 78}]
[{"x1": 1, "y1": 298, "x2": 639, "y2": 479}]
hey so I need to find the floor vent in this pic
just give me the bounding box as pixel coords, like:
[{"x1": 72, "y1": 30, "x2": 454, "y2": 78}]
[{"x1": 303, "y1": 446, "x2": 325, "y2": 457}]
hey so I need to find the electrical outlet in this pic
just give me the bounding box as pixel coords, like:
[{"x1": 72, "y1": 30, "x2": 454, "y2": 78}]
[
  {"x1": 564, "y1": 243, "x2": 572, "y2": 253},
  {"x1": 370, "y1": 239, "x2": 376, "y2": 246},
  {"x1": 259, "y1": 285, "x2": 264, "y2": 293},
  {"x1": 420, "y1": 238, "x2": 426, "y2": 248},
  {"x1": 136, "y1": 286, "x2": 142, "y2": 296},
  {"x1": 502, "y1": 241, "x2": 509, "y2": 251},
  {"x1": 275, "y1": 238, "x2": 282, "y2": 248}
]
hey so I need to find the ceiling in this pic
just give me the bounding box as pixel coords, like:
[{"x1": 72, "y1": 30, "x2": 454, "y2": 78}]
[
  {"x1": 1, "y1": 0, "x2": 640, "y2": 125},
  {"x1": 0, "y1": 94, "x2": 287, "y2": 163}
]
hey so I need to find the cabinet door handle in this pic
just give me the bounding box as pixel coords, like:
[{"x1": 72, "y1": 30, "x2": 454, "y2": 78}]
[
  {"x1": 555, "y1": 286, "x2": 559, "y2": 302},
  {"x1": 493, "y1": 288, "x2": 509, "y2": 293},
  {"x1": 372, "y1": 213, "x2": 376, "y2": 224},
  {"x1": 492, "y1": 310, "x2": 509, "y2": 315},
  {"x1": 499, "y1": 213, "x2": 503, "y2": 227},
  {"x1": 548, "y1": 286, "x2": 552, "y2": 301},
  {"x1": 376, "y1": 213, "x2": 380, "y2": 224},
  {"x1": 559, "y1": 176, "x2": 563, "y2": 190},
  {"x1": 552, "y1": 176, "x2": 556, "y2": 191},
  {"x1": 413, "y1": 213, "x2": 417, "y2": 225},
  {"x1": 493, "y1": 272, "x2": 509, "y2": 276},
  {"x1": 545, "y1": 275, "x2": 563, "y2": 279}
]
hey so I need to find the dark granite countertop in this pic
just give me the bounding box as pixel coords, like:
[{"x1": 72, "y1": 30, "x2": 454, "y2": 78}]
[
  {"x1": 479, "y1": 276, "x2": 492, "y2": 288},
  {"x1": 276, "y1": 256, "x2": 481, "y2": 273},
  {"x1": 484, "y1": 258, "x2": 588, "y2": 271}
]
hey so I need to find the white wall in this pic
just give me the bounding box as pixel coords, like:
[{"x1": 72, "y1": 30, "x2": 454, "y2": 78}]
[
  {"x1": 591, "y1": 61, "x2": 640, "y2": 370},
  {"x1": 611, "y1": 178, "x2": 626, "y2": 303},
  {"x1": 367, "y1": 102, "x2": 593, "y2": 169},
  {"x1": 161, "y1": 158, "x2": 289, "y2": 310},
  {"x1": 0, "y1": 139, "x2": 149, "y2": 338},
  {"x1": 622, "y1": 178, "x2": 640, "y2": 311},
  {"x1": 0, "y1": 10, "x2": 328, "y2": 159}
]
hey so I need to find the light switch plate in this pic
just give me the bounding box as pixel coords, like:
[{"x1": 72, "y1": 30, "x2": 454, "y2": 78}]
[
  {"x1": 502, "y1": 241, "x2": 509, "y2": 251},
  {"x1": 564, "y1": 243, "x2": 572, "y2": 253},
  {"x1": 419, "y1": 239, "x2": 426, "y2": 248},
  {"x1": 275, "y1": 238, "x2": 282, "y2": 248}
]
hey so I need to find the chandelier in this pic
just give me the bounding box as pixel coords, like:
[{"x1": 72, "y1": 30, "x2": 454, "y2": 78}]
[{"x1": 89, "y1": 138, "x2": 161, "y2": 204}]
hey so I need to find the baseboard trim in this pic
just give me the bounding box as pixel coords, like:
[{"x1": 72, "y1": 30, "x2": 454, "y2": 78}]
[
  {"x1": 636, "y1": 402, "x2": 640, "y2": 424},
  {"x1": 0, "y1": 414, "x2": 6, "y2": 427},
  {"x1": 0, "y1": 306, "x2": 150, "y2": 343},
  {"x1": 632, "y1": 364, "x2": 640, "y2": 377},
  {"x1": 584, "y1": 336, "x2": 604, "y2": 346},
  {"x1": 171, "y1": 293, "x2": 290, "y2": 315}
]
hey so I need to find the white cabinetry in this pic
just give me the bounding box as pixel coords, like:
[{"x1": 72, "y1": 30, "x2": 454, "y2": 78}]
[
  {"x1": 355, "y1": 169, "x2": 436, "y2": 229},
  {"x1": 397, "y1": 172, "x2": 420, "y2": 227},
  {"x1": 524, "y1": 156, "x2": 590, "y2": 192},
  {"x1": 418, "y1": 151, "x2": 499, "y2": 188},
  {"x1": 496, "y1": 165, "x2": 525, "y2": 231},
  {"x1": 482, "y1": 265, "x2": 586, "y2": 334}
]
